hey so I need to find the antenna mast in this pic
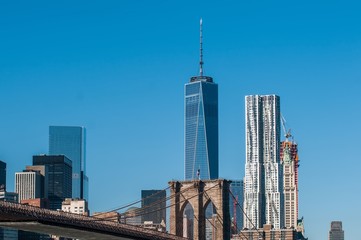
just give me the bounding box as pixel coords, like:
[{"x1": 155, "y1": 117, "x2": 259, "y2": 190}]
[{"x1": 199, "y1": 18, "x2": 203, "y2": 76}]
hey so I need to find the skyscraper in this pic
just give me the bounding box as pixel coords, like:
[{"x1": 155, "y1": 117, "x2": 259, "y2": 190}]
[
  {"x1": 281, "y1": 140, "x2": 299, "y2": 228},
  {"x1": 184, "y1": 19, "x2": 218, "y2": 180},
  {"x1": 49, "y1": 126, "x2": 88, "y2": 200},
  {"x1": 244, "y1": 95, "x2": 284, "y2": 229},
  {"x1": 141, "y1": 190, "x2": 166, "y2": 224},
  {"x1": 15, "y1": 170, "x2": 42, "y2": 201},
  {"x1": 25, "y1": 165, "x2": 48, "y2": 199},
  {"x1": 0, "y1": 160, "x2": 6, "y2": 190},
  {"x1": 33, "y1": 155, "x2": 72, "y2": 210},
  {"x1": 329, "y1": 221, "x2": 344, "y2": 240}
]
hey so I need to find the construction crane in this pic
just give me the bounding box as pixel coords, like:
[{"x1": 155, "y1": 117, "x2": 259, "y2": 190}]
[{"x1": 281, "y1": 114, "x2": 293, "y2": 142}]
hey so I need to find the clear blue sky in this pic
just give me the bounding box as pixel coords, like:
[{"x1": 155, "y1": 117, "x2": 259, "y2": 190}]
[{"x1": 1, "y1": 0, "x2": 360, "y2": 239}]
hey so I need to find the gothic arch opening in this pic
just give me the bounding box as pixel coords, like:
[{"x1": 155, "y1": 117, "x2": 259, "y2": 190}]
[
  {"x1": 182, "y1": 201, "x2": 194, "y2": 239},
  {"x1": 204, "y1": 199, "x2": 217, "y2": 240}
]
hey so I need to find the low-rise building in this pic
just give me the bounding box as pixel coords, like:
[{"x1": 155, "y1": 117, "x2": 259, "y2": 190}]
[
  {"x1": 61, "y1": 198, "x2": 88, "y2": 216},
  {"x1": 0, "y1": 190, "x2": 18, "y2": 203},
  {"x1": 21, "y1": 198, "x2": 49, "y2": 208},
  {"x1": 235, "y1": 224, "x2": 307, "y2": 240}
]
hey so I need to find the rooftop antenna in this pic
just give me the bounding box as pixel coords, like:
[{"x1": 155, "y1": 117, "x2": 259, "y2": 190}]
[{"x1": 199, "y1": 18, "x2": 203, "y2": 77}]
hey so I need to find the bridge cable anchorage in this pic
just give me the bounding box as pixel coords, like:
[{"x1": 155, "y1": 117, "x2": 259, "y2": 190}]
[{"x1": 229, "y1": 189, "x2": 263, "y2": 239}]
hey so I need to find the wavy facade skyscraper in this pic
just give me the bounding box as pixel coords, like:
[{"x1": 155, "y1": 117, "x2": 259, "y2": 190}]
[
  {"x1": 244, "y1": 95, "x2": 284, "y2": 229},
  {"x1": 184, "y1": 19, "x2": 218, "y2": 180}
]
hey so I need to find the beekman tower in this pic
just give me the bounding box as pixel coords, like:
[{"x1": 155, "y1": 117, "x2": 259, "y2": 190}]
[
  {"x1": 244, "y1": 95, "x2": 284, "y2": 229},
  {"x1": 185, "y1": 19, "x2": 218, "y2": 180}
]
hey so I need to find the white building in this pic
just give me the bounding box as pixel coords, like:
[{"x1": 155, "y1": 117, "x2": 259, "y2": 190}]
[
  {"x1": 61, "y1": 198, "x2": 88, "y2": 216},
  {"x1": 244, "y1": 95, "x2": 284, "y2": 229},
  {"x1": 15, "y1": 171, "x2": 41, "y2": 201}
]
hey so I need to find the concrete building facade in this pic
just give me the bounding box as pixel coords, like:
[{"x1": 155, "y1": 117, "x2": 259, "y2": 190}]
[
  {"x1": 15, "y1": 171, "x2": 41, "y2": 201},
  {"x1": 281, "y1": 141, "x2": 299, "y2": 228},
  {"x1": 62, "y1": 198, "x2": 89, "y2": 216},
  {"x1": 329, "y1": 221, "x2": 344, "y2": 240}
]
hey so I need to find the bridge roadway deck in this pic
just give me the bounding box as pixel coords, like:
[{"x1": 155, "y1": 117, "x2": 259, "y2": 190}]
[{"x1": 0, "y1": 201, "x2": 187, "y2": 240}]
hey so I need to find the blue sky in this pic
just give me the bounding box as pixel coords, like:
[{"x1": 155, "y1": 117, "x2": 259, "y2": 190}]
[{"x1": 1, "y1": 0, "x2": 360, "y2": 239}]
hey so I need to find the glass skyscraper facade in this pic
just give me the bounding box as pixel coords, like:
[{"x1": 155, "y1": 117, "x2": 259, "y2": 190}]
[
  {"x1": 0, "y1": 160, "x2": 6, "y2": 190},
  {"x1": 49, "y1": 126, "x2": 88, "y2": 200},
  {"x1": 33, "y1": 155, "x2": 72, "y2": 210},
  {"x1": 185, "y1": 76, "x2": 218, "y2": 180},
  {"x1": 229, "y1": 180, "x2": 243, "y2": 233},
  {"x1": 141, "y1": 190, "x2": 166, "y2": 224}
]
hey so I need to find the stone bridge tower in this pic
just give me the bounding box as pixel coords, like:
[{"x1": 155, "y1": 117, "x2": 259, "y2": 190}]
[{"x1": 169, "y1": 179, "x2": 231, "y2": 240}]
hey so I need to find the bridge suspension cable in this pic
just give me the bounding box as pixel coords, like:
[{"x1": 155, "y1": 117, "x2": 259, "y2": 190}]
[
  {"x1": 229, "y1": 189, "x2": 263, "y2": 239},
  {"x1": 98, "y1": 186, "x2": 171, "y2": 214}
]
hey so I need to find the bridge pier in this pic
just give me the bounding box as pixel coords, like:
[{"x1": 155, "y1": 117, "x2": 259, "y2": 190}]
[{"x1": 169, "y1": 179, "x2": 231, "y2": 240}]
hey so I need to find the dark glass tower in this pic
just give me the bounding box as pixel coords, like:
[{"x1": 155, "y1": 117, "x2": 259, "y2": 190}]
[
  {"x1": 0, "y1": 161, "x2": 6, "y2": 190},
  {"x1": 33, "y1": 155, "x2": 72, "y2": 210},
  {"x1": 141, "y1": 190, "x2": 166, "y2": 224},
  {"x1": 49, "y1": 126, "x2": 88, "y2": 200},
  {"x1": 184, "y1": 19, "x2": 218, "y2": 180}
]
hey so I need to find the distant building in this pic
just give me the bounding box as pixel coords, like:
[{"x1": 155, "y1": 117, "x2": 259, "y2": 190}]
[
  {"x1": 139, "y1": 221, "x2": 167, "y2": 233},
  {"x1": 0, "y1": 160, "x2": 6, "y2": 191},
  {"x1": 33, "y1": 155, "x2": 72, "y2": 210},
  {"x1": 229, "y1": 180, "x2": 243, "y2": 233},
  {"x1": 184, "y1": 19, "x2": 218, "y2": 180},
  {"x1": 205, "y1": 214, "x2": 217, "y2": 240},
  {"x1": 141, "y1": 190, "x2": 166, "y2": 224},
  {"x1": 49, "y1": 126, "x2": 88, "y2": 201},
  {"x1": 244, "y1": 95, "x2": 284, "y2": 229},
  {"x1": 93, "y1": 211, "x2": 121, "y2": 223},
  {"x1": 329, "y1": 221, "x2": 344, "y2": 240},
  {"x1": 15, "y1": 170, "x2": 42, "y2": 201},
  {"x1": 0, "y1": 190, "x2": 18, "y2": 203},
  {"x1": 238, "y1": 224, "x2": 301, "y2": 240},
  {"x1": 61, "y1": 198, "x2": 89, "y2": 216},
  {"x1": 281, "y1": 141, "x2": 299, "y2": 228},
  {"x1": 25, "y1": 165, "x2": 48, "y2": 198},
  {"x1": 21, "y1": 198, "x2": 49, "y2": 208},
  {"x1": 124, "y1": 207, "x2": 142, "y2": 225},
  {"x1": 18, "y1": 231, "x2": 53, "y2": 240},
  {"x1": 0, "y1": 228, "x2": 18, "y2": 239},
  {"x1": 297, "y1": 217, "x2": 306, "y2": 237}
]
